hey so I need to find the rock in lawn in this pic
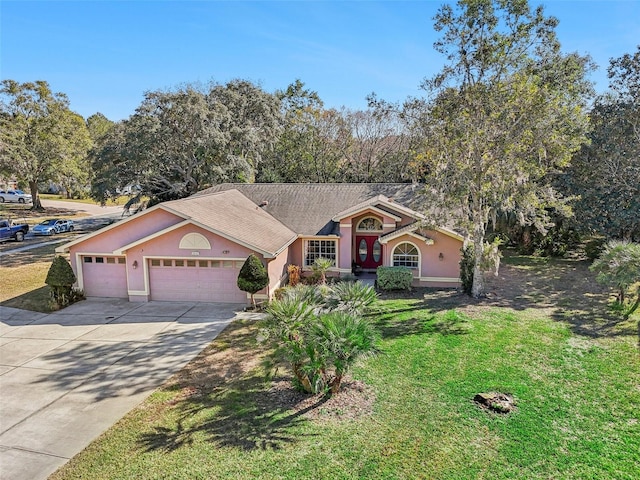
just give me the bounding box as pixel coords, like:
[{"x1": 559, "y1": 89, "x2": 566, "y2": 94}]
[{"x1": 474, "y1": 392, "x2": 516, "y2": 414}]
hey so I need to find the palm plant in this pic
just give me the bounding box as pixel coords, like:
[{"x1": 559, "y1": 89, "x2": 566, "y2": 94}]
[
  {"x1": 263, "y1": 282, "x2": 380, "y2": 395},
  {"x1": 264, "y1": 296, "x2": 317, "y2": 392},
  {"x1": 312, "y1": 257, "x2": 334, "y2": 284},
  {"x1": 309, "y1": 312, "x2": 380, "y2": 394},
  {"x1": 280, "y1": 283, "x2": 326, "y2": 309},
  {"x1": 326, "y1": 281, "x2": 378, "y2": 316},
  {"x1": 590, "y1": 241, "x2": 640, "y2": 319}
]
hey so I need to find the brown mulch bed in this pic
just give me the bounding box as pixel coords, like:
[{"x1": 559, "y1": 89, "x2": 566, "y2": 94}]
[
  {"x1": 266, "y1": 378, "x2": 376, "y2": 421},
  {"x1": 166, "y1": 320, "x2": 376, "y2": 421}
]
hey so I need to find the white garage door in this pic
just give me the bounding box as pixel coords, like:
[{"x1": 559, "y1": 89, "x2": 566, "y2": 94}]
[
  {"x1": 81, "y1": 256, "x2": 128, "y2": 298},
  {"x1": 148, "y1": 258, "x2": 248, "y2": 303}
]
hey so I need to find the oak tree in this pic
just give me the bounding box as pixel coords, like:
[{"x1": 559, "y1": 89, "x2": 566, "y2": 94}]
[
  {"x1": 417, "y1": 0, "x2": 592, "y2": 296},
  {"x1": 0, "y1": 80, "x2": 91, "y2": 209}
]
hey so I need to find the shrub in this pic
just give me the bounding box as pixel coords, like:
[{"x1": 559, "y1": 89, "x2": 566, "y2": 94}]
[
  {"x1": 273, "y1": 287, "x2": 288, "y2": 300},
  {"x1": 45, "y1": 256, "x2": 78, "y2": 307},
  {"x1": 287, "y1": 264, "x2": 301, "y2": 287},
  {"x1": 326, "y1": 281, "x2": 378, "y2": 316},
  {"x1": 585, "y1": 237, "x2": 607, "y2": 261},
  {"x1": 459, "y1": 244, "x2": 475, "y2": 295},
  {"x1": 376, "y1": 266, "x2": 413, "y2": 290},
  {"x1": 237, "y1": 254, "x2": 269, "y2": 307}
]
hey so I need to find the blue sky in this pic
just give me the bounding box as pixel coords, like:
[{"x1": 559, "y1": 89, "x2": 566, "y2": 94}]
[{"x1": 2, "y1": 1, "x2": 638, "y2": 121}]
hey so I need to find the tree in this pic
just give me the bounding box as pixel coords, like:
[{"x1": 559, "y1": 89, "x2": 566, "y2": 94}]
[
  {"x1": 237, "y1": 254, "x2": 269, "y2": 307},
  {"x1": 342, "y1": 108, "x2": 415, "y2": 183},
  {"x1": 45, "y1": 256, "x2": 77, "y2": 307},
  {"x1": 54, "y1": 111, "x2": 92, "y2": 199},
  {"x1": 413, "y1": 0, "x2": 592, "y2": 297},
  {"x1": 91, "y1": 81, "x2": 281, "y2": 204},
  {"x1": 560, "y1": 47, "x2": 640, "y2": 240},
  {"x1": 86, "y1": 113, "x2": 114, "y2": 143},
  {"x1": 258, "y1": 80, "x2": 353, "y2": 183},
  {"x1": 0, "y1": 80, "x2": 92, "y2": 210}
]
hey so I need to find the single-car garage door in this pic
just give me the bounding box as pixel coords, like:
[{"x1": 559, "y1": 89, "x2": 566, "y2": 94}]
[
  {"x1": 148, "y1": 258, "x2": 248, "y2": 303},
  {"x1": 81, "y1": 256, "x2": 128, "y2": 298}
]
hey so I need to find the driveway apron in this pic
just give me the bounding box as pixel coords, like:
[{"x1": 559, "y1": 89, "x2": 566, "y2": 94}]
[{"x1": 0, "y1": 299, "x2": 251, "y2": 480}]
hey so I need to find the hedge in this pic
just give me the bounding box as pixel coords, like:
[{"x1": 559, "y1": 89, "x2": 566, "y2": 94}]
[{"x1": 376, "y1": 266, "x2": 413, "y2": 290}]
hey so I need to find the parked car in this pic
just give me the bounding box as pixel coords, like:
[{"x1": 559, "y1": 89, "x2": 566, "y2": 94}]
[
  {"x1": 32, "y1": 218, "x2": 74, "y2": 235},
  {"x1": 0, "y1": 218, "x2": 29, "y2": 242},
  {"x1": 0, "y1": 189, "x2": 33, "y2": 204}
]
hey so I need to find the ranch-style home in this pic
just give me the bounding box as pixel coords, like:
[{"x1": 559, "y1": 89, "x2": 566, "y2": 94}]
[{"x1": 56, "y1": 183, "x2": 464, "y2": 304}]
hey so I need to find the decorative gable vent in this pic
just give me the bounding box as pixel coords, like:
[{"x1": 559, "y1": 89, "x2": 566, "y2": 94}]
[{"x1": 179, "y1": 232, "x2": 211, "y2": 250}]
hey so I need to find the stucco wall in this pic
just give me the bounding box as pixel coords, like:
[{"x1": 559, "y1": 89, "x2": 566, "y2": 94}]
[
  {"x1": 385, "y1": 230, "x2": 462, "y2": 287},
  {"x1": 267, "y1": 248, "x2": 291, "y2": 295},
  {"x1": 69, "y1": 208, "x2": 182, "y2": 291},
  {"x1": 122, "y1": 223, "x2": 256, "y2": 293},
  {"x1": 339, "y1": 209, "x2": 413, "y2": 272}
]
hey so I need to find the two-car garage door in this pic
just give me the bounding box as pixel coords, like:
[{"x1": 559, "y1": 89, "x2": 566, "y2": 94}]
[{"x1": 148, "y1": 258, "x2": 248, "y2": 303}]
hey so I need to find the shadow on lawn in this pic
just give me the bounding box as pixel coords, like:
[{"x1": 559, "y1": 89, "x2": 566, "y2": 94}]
[
  {"x1": 376, "y1": 251, "x2": 637, "y2": 341},
  {"x1": 139, "y1": 375, "x2": 321, "y2": 452},
  {"x1": 372, "y1": 305, "x2": 472, "y2": 339},
  {"x1": 137, "y1": 320, "x2": 323, "y2": 452}
]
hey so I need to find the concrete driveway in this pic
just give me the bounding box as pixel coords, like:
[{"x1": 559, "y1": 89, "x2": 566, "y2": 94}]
[{"x1": 0, "y1": 299, "x2": 256, "y2": 480}]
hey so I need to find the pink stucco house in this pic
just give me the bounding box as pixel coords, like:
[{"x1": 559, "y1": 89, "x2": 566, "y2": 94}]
[{"x1": 56, "y1": 184, "x2": 464, "y2": 304}]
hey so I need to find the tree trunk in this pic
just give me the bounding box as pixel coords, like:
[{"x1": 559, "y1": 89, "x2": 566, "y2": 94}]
[
  {"x1": 624, "y1": 286, "x2": 640, "y2": 320},
  {"x1": 330, "y1": 373, "x2": 343, "y2": 394},
  {"x1": 618, "y1": 287, "x2": 625, "y2": 304},
  {"x1": 29, "y1": 180, "x2": 44, "y2": 211},
  {"x1": 293, "y1": 364, "x2": 312, "y2": 393},
  {"x1": 471, "y1": 225, "x2": 486, "y2": 298}
]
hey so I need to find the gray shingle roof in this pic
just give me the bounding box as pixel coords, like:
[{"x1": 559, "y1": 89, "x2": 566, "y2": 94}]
[
  {"x1": 162, "y1": 189, "x2": 297, "y2": 256},
  {"x1": 197, "y1": 183, "x2": 426, "y2": 236}
]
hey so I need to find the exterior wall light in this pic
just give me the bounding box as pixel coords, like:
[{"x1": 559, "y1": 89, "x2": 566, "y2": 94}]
[
  {"x1": 438, "y1": 253, "x2": 444, "y2": 261},
  {"x1": 132, "y1": 260, "x2": 138, "y2": 269}
]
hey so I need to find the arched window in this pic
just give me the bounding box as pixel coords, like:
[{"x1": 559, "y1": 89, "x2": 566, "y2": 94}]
[
  {"x1": 392, "y1": 242, "x2": 419, "y2": 269},
  {"x1": 356, "y1": 216, "x2": 383, "y2": 232},
  {"x1": 179, "y1": 232, "x2": 211, "y2": 250}
]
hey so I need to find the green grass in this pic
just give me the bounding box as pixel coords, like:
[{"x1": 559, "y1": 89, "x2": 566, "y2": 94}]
[
  {"x1": 50, "y1": 294, "x2": 640, "y2": 478},
  {"x1": 0, "y1": 244, "x2": 59, "y2": 311}
]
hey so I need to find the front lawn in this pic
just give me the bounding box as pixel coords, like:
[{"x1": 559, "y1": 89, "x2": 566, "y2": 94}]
[
  {"x1": 0, "y1": 244, "x2": 59, "y2": 312},
  {"x1": 51, "y1": 257, "x2": 640, "y2": 479}
]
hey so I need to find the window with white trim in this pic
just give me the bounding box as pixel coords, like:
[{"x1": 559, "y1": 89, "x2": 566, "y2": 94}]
[
  {"x1": 356, "y1": 216, "x2": 383, "y2": 232},
  {"x1": 392, "y1": 242, "x2": 419, "y2": 269},
  {"x1": 304, "y1": 239, "x2": 337, "y2": 267}
]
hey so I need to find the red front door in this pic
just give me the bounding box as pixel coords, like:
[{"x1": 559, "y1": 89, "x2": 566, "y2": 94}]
[{"x1": 356, "y1": 235, "x2": 383, "y2": 269}]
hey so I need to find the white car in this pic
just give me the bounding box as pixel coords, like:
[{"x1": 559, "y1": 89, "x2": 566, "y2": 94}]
[{"x1": 0, "y1": 190, "x2": 33, "y2": 204}]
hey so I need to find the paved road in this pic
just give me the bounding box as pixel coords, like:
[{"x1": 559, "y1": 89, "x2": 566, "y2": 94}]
[
  {"x1": 0, "y1": 299, "x2": 260, "y2": 480},
  {"x1": 39, "y1": 199, "x2": 124, "y2": 218}
]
